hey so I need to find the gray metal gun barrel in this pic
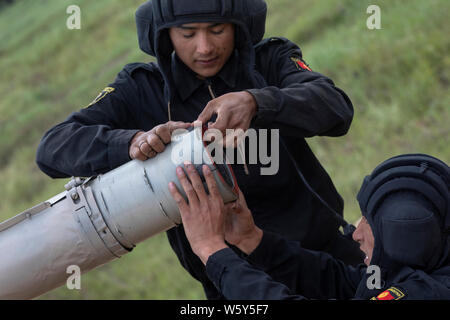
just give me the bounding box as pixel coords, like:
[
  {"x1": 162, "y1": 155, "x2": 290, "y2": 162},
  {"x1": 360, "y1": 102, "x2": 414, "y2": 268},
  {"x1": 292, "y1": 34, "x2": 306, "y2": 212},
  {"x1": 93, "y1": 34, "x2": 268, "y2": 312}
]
[{"x1": 0, "y1": 127, "x2": 238, "y2": 299}]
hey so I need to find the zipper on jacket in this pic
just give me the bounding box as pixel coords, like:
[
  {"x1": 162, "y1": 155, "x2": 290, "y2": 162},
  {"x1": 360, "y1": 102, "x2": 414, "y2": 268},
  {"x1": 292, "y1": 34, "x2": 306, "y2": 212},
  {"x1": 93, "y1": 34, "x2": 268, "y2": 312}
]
[
  {"x1": 207, "y1": 84, "x2": 216, "y2": 100},
  {"x1": 206, "y1": 81, "x2": 249, "y2": 175}
]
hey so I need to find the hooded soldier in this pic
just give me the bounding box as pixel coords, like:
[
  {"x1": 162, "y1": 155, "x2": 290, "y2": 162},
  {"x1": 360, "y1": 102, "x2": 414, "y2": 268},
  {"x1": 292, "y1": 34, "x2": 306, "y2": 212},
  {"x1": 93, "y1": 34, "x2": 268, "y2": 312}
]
[
  {"x1": 36, "y1": 0, "x2": 363, "y2": 299},
  {"x1": 169, "y1": 153, "x2": 450, "y2": 299},
  {"x1": 354, "y1": 154, "x2": 450, "y2": 299}
]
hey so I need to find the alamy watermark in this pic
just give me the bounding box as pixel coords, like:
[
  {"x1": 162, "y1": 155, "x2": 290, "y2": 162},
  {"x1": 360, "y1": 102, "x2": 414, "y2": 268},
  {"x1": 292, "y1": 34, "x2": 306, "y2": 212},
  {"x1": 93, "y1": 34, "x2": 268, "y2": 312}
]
[
  {"x1": 66, "y1": 5, "x2": 81, "y2": 30},
  {"x1": 366, "y1": 265, "x2": 382, "y2": 289},
  {"x1": 171, "y1": 128, "x2": 280, "y2": 176},
  {"x1": 367, "y1": 5, "x2": 382, "y2": 30},
  {"x1": 66, "y1": 265, "x2": 81, "y2": 290}
]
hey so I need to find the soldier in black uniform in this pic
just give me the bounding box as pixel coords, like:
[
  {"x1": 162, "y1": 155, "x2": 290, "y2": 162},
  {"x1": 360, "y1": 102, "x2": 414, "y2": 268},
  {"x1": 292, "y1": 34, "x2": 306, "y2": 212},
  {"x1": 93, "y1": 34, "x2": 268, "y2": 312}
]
[
  {"x1": 36, "y1": 0, "x2": 363, "y2": 299},
  {"x1": 170, "y1": 154, "x2": 450, "y2": 300}
]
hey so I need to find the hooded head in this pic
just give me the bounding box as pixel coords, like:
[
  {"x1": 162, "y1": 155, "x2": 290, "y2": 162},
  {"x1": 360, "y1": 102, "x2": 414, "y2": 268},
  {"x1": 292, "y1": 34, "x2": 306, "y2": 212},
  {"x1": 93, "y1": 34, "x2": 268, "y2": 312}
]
[
  {"x1": 135, "y1": 0, "x2": 267, "y2": 100},
  {"x1": 357, "y1": 154, "x2": 450, "y2": 273}
]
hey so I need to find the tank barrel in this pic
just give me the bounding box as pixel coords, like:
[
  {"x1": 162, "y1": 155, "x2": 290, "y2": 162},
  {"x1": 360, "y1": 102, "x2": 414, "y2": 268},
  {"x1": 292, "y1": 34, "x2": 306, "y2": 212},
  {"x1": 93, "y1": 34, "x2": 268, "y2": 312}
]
[{"x1": 0, "y1": 127, "x2": 238, "y2": 299}]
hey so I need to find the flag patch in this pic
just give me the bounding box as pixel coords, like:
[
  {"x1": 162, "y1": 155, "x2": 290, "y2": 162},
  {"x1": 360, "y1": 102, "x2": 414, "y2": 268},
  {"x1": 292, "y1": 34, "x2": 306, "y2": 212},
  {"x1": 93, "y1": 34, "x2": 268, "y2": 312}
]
[
  {"x1": 291, "y1": 56, "x2": 312, "y2": 71},
  {"x1": 371, "y1": 287, "x2": 406, "y2": 300}
]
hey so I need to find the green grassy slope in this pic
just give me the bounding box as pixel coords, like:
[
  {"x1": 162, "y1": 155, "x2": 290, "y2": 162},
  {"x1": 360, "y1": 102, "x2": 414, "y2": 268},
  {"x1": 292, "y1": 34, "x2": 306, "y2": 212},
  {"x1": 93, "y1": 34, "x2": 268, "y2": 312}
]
[{"x1": 0, "y1": 0, "x2": 448, "y2": 299}]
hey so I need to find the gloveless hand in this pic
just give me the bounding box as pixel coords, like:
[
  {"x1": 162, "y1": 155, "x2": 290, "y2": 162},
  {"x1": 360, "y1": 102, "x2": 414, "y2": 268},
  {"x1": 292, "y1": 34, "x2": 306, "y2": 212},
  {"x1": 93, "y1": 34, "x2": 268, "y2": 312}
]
[
  {"x1": 129, "y1": 121, "x2": 191, "y2": 161},
  {"x1": 195, "y1": 91, "x2": 258, "y2": 147},
  {"x1": 168, "y1": 162, "x2": 228, "y2": 265},
  {"x1": 224, "y1": 189, "x2": 263, "y2": 255}
]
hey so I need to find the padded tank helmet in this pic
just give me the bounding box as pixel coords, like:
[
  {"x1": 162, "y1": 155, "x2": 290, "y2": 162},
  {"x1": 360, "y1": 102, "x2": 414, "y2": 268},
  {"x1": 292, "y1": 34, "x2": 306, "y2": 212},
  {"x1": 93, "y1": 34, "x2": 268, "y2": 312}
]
[
  {"x1": 135, "y1": 0, "x2": 268, "y2": 100},
  {"x1": 135, "y1": 0, "x2": 267, "y2": 57},
  {"x1": 357, "y1": 154, "x2": 450, "y2": 272}
]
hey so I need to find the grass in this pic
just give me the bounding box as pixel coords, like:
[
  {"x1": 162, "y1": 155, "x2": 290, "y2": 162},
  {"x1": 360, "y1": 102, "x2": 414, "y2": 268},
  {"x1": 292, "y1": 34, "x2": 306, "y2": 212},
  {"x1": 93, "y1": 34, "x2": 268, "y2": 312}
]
[{"x1": 0, "y1": 0, "x2": 448, "y2": 299}]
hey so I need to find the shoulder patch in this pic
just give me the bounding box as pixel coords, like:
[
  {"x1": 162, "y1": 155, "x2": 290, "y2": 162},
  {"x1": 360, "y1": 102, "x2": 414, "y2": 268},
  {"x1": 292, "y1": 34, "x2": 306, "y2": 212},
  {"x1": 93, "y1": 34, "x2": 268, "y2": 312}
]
[
  {"x1": 371, "y1": 287, "x2": 406, "y2": 300},
  {"x1": 268, "y1": 37, "x2": 288, "y2": 43},
  {"x1": 254, "y1": 36, "x2": 288, "y2": 51},
  {"x1": 87, "y1": 87, "x2": 115, "y2": 107},
  {"x1": 123, "y1": 62, "x2": 159, "y2": 75},
  {"x1": 290, "y1": 56, "x2": 312, "y2": 72}
]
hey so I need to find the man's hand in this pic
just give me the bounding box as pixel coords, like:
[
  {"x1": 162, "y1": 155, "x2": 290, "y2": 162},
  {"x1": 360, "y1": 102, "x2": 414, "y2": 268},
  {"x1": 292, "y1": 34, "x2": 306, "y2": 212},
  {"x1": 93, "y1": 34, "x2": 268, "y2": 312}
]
[
  {"x1": 168, "y1": 162, "x2": 228, "y2": 265},
  {"x1": 195, "y1": 91, "x2": 257, "y2": 147},
  {"x1": 224, "y1": 189, "x2": 263, "y2": 255},
  {"x1": 129, "y1": 121, "x2": 191, "y2": 161}
]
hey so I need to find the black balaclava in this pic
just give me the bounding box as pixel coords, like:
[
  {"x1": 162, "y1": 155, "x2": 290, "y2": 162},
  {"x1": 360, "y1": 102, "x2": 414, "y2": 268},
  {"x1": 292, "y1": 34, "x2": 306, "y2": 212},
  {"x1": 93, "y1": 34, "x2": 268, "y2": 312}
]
[
  {"x1": 356, "y1": 154, "x2": 449, "y2": 297},
  {"x1": 135, "y1": 0, "x2": 268, "y2": 104}
]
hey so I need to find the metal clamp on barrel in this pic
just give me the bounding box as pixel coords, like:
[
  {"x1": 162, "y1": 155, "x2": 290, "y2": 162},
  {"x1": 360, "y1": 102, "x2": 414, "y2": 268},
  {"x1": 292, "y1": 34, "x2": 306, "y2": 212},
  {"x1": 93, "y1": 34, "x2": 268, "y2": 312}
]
[{"x1": 65, "y1": 177, "x2": 129, "y2": 257}]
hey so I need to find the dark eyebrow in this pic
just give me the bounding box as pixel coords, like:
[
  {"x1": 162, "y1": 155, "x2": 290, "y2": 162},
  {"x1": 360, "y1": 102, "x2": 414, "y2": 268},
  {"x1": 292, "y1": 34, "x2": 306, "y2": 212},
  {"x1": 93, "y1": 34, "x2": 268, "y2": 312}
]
[{"x1": 178, "y1": 23, "x2": 224, "y2": 30}]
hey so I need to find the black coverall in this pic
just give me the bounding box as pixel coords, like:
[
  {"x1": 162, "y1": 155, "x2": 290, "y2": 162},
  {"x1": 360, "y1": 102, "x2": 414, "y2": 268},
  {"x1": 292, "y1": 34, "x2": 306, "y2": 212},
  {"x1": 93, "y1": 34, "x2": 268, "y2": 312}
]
[
  {"x1": 36, "y1": 37, "x2": 363, "y2": 299},
  {"x1": 206, "y1": 231, "x2": 450, "y2": 300}
]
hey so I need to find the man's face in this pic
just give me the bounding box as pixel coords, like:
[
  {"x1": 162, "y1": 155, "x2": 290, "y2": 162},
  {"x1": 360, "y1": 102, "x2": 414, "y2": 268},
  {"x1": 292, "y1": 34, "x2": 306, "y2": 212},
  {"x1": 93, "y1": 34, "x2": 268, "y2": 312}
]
[
  {"x1": 352, "y1": 216, "x2": 375, "y2": 266},
  {"x1": 169, "y1": 22, "x2": 235, "y2": 78}
]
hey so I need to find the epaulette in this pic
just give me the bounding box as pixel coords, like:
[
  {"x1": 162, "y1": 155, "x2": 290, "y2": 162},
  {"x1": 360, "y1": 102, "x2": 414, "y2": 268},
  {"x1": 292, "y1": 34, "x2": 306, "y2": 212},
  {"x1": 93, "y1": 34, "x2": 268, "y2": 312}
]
[
  {"x1": 254, "y1": 36, "x2": 289, "y2": 51},
  {"x1": 123, "y1": 62, "x2": 161, "y2": 77}
]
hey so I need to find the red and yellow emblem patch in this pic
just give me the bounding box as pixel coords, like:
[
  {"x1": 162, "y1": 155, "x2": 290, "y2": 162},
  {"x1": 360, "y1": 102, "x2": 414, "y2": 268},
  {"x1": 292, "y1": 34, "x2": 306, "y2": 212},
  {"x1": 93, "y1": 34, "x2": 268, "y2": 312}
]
[
  {"x1": 371, "y1": 287, "x2": 406, "y2": 300},
  {"x1": 291, "y1": 56, "x2": 312, "y2": 71}
]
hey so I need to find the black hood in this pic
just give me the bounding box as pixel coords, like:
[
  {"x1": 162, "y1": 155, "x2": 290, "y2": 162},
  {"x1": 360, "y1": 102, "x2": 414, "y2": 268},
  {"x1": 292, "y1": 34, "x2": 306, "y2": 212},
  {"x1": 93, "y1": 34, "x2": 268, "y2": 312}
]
[
  {"x1": 135, "y1": 0, "x2": 268, "y2": 101},
  {"x1": 357, "y1": 154, "x2": 450, "y2": 274}
]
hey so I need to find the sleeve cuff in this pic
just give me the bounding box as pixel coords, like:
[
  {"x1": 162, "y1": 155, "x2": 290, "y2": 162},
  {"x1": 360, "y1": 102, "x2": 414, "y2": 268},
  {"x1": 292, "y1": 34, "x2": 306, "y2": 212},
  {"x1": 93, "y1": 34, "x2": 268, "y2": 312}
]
[
  {"x1": 205, "y1": 247, "x2": 242, "y2": 291},
  {"x1": 108, "y1": 129, "x2": 140, "y2": 169},
  {"x1": 246, "y1": 88, "x2": 283, "y2": 127},
  {"x1": 246, "y1": 231, "x2": 286, "y2": 269}
]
